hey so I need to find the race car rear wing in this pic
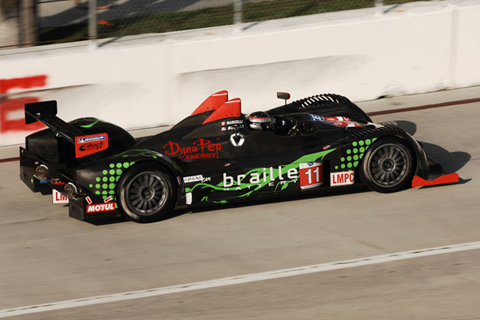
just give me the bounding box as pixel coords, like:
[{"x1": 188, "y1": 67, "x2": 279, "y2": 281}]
[
  {"x1": 25, "y1": 100, "x2": 110, "y2": 159},
  {"x1": 25, "y1": 100, "x2": 83, "y2": 144}
]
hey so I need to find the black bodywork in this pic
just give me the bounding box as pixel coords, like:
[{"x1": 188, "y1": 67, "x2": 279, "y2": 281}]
[{"x1": 19, "y1": 92, "x2": 451, "y2": 223}]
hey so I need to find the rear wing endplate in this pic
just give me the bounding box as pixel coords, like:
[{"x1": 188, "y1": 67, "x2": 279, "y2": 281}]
[{"x1": 25, "y1": 100, "x2": 83, "y2": 144}]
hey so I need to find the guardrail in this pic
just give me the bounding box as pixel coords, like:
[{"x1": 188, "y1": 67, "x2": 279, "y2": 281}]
[{"x1": 0, "y1": 0, "x2": 425, "y2": 49}]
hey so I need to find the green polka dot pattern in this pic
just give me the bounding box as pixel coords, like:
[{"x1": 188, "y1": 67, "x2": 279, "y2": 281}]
[
  {"x1": 336, "y1": 138, "x2": 376, "y2": 170},
  {"x1": 91, "y1": 162, "x2": 135, "y2": 200}
]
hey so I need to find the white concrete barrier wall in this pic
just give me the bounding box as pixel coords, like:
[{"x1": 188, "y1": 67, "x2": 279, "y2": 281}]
[
  {"x1": 0, "y1": 1, "x2": 479, "y2": 148},
  {"x1": 455, "y1": 3, "x2": 480, "y2": 88}
]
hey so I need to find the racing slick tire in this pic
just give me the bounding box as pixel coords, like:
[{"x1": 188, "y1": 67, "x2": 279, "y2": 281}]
[
  {"x1": 117, "y1": 164, "x2": 175, "y2": 223},
  {"x1": 359, "y1": 137, "x2": 415, "y2": 193}
]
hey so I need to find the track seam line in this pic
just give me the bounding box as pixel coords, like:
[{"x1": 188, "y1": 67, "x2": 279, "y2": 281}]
[
  {"x1": 1, "y1": 241, "x2": 480, "y2": 318},
  {"x1": 367, "y1": 97, "x2": 480, "y2": 116}
]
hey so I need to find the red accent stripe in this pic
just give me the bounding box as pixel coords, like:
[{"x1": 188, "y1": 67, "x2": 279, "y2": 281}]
[
  {"x1": 368, "y1": 98, "x2": 480, "y2": 116},
  {"x1": 203, "y1": 98, "x2": 242, "y2": 124},
  {"x1": 0, "y1": 157, "x2": 19, "y2": 163},
  {"x1": 249, "y1": 116, "x2": 270, "y2": 120},
  {"x1": 190, "y1": 90, "x2": 229, "y2": 116},
  {"x1": 412, "y1": 173, "x2": 459, "y2": 188}
]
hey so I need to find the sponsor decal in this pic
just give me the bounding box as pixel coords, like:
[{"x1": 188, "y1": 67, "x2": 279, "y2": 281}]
[
  {"x1": 230, "y1": 132, "x2": 245, "y2": 147},
  {"x1": 53, "y1": 189, "x2": 69, "y2": 204},
  {"x1": 184, "y1": 175, "x2": 203, "y2": 183},
  {"x1": 86, "y1": 202, "x2": 116, "y2": 214},
  {"x1": 40, "y1": 179, "x2": 65, "y2": 185},
  {"x1": 222, "y1": 125, "x2": 244, "y2": 131},
  {"x1": 104, "y1": 196, "x2": 113, "y2": 203},
  {"x1": 221, "y1": 120, "x2": 245, "y2": 131},
  {"x1": 163, "y1": 138, "x2": 221, "y2": 160},
  {"x1": 85, "y1": 196, "x2": 93, "y2": 205},
  {"x1": 223, "y1": 120, "x2": 244, "y2": 126},
  {"x1": 77, "y1": 135, "x2": 106, "y2": 144},
  {"x1": 75, "y1": 133, "x2": 109, "y2": 158},
  {"x1": 223, "y1": 166, "x2": 299, "y2": 189},
  {"x1": 184, "y1": 149, "x2": 336, "y2": 203},
  {"x1": 330, "y1": 171, "x2": 355, "y2": 186},
  {"x1": 299, "y1": 162, "x2": 323, "y2": 189},
  {"x1": 183, "y1": 175, "x2": 211, "y2": 183},
  {"x1": 51, "y1": 179, "x2": 65, "y2": 185}
]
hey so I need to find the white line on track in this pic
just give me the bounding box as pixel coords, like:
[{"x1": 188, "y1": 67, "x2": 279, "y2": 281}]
[{"x1": 2, "y1": 241, "x2": 480, "y2": 318}]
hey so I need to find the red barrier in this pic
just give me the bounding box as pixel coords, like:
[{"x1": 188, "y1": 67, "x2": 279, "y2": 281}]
[
  {"x1": 0, "y1": 97, "x2": 46, "y2": 133},
  {"x1": 0, "y1": 75, "x2": 48, "y2": 134},
  {"x1": 0, "y1": 75, "x2": 47, "y2": 95}
]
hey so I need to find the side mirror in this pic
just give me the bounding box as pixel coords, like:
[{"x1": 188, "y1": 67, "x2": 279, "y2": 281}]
[{"x1": 277, "y1": 92, "x2": 291, "y2": 105}]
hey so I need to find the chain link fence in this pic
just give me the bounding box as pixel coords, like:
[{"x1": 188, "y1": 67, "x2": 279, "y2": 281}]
[{"x1": 0, "y1": 0, "x2": 438, "y2": 49}]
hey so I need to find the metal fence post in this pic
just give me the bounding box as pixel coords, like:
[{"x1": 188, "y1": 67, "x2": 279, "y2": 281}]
[
  {"x1": 20, "y1": 0, "x2": 37, "y2": 47},
  {"x1": 89, "y1": 0, "x2": 97, "y2": 48},
  {"x1": 234, "y1": 0, "x2": 243, "y2": 32},
  {"x1": 375, "y1": 0, "x2": 383, "y2": 16}
]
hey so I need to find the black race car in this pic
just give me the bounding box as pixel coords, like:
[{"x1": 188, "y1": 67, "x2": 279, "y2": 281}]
[{"x1": 20, "y1": 91, "x2": 459, "y2": 223}]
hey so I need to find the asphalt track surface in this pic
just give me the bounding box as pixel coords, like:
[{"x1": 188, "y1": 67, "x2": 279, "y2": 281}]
[{"x1": 0, "y1": 100, "x2": 479, "y2": 319}]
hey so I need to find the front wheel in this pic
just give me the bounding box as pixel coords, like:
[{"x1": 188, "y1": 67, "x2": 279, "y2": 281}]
[
  {"x1": 359, "y1": 137, "x2": 415, "y2": 193},
  {"x1": 117, "y1": 164, "x2": 175, "y2": 223}
]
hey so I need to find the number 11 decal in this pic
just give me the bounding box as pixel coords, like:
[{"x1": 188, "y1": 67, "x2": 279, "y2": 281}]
[{"x1": 299, "y1": 162, "x2": 324, "y2": 189}]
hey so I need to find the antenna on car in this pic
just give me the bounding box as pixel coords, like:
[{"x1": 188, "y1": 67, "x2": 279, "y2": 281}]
[{"x1": 277, "y1": 92, "x2": 291, "y2": 105}]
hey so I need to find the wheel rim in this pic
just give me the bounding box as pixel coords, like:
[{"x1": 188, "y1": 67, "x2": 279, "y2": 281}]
[
  {"x1": 367, "y1": 143, "x2": 410, "y2": 188},
  {"x1": 125, "y1": 171, "x2": 168, "y2": 216}
]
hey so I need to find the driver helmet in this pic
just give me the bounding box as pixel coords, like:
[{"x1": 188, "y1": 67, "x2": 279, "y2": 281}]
[{"x1": 248, "y1": 111, "x2": 273, "y2": 131}]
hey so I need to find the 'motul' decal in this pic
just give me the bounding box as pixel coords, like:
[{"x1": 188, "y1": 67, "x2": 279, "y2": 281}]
[{"x1": 86, "y1": 203, "x2": 116, "y2": 213}]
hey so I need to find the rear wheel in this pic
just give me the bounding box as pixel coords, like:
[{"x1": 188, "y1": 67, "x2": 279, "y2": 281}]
[
  {"x1": 359, "y1": 137, "x2": 414, "y2": 193},
  {"x1": 117, "y1": 164, "x2": 175, "y2": 223}
]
